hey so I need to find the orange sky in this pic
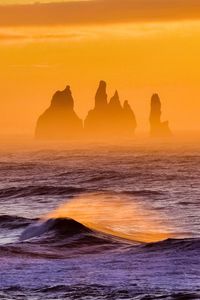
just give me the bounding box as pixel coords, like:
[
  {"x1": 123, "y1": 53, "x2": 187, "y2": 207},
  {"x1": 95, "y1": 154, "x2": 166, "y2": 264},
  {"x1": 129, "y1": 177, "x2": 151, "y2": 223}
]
[{"x1": 0, "y1": 0, "x2": 200, "y2": 135}]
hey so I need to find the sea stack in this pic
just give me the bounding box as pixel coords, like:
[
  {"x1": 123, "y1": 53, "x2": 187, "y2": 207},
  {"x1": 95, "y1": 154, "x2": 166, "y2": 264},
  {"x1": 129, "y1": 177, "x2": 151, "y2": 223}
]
[
  {"x1": 149, "y1": 94, "x2": 172, "y2": 137},
  {"x1": 84, "y1": 81, "x2": 109, "y2": 138},
  {"x1": 84, "y1": 81, "x2": 137, "y2": 139},
  {"x1": 95, "y1": 80, "x2": 108, "y2": 109},
  {"x1": 123, "y1": 100, "x2": 137, "y2": 137},
  {"x1": 35, "y1": 86, "x2": 83, "y2": 140}
]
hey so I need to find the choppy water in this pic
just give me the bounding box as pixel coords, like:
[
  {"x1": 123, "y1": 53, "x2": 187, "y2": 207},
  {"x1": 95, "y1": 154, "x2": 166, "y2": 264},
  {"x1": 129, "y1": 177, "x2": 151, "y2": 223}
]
[{"x1": 0, "y1": 139, "x2": 200, "y2": 299}]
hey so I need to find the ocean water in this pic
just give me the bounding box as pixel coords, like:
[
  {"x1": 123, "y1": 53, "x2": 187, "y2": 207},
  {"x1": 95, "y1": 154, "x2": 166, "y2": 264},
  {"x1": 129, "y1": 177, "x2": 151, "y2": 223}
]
[{"x1": 0, "y1": 138, "x2": 200, "y2": 299}]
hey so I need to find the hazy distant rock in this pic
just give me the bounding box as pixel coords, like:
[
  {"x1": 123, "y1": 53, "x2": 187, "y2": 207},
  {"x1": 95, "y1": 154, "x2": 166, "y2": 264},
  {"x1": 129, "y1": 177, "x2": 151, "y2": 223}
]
[
  {"x1": 149, "y1": 94, "x2": 172, "y2": 137},
  {"x1": 109, "y1": 91, "x2": 122, "y2": 112},
  {"x1": 95, "y1": 80, "x2": 108, "y2": 109},
  {"x1": 84, "y1": 81, "x2": 137, "y2": 139},
  {"x1": 123, "y1": 100, "x2": 137, "y2": 137},
  {"x1": 35, "y1": 86, "x2": 83, "y2": 140},
  {"x1": 35, "y1": 81, "x2": 137, "y2": 141},
  {"x1": 84, "y1": 81, "x2": 109, "y2": 138}
]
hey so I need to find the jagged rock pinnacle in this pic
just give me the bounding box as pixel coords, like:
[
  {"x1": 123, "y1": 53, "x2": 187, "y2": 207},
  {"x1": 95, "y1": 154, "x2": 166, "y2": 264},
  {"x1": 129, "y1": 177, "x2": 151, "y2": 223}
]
[
  {"x1": 35, "y1": 85, "x2": 83, "y2": 140},
  {"x1": 150, "y1": 93, "x2": 171, "y2": 137},
  {"x1": 109, "y1": 90, "x2": 121, "y2": 109},
  {"x1": 95, "y1": 80, "x2": 107, "y2": 109}
]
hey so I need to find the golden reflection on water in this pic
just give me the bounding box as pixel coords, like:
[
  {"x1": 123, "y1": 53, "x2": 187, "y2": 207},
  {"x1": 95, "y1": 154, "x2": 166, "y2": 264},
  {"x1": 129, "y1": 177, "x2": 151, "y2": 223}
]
[{"x1": 45, "y1": 193, "x2": 174, "y2": 243}]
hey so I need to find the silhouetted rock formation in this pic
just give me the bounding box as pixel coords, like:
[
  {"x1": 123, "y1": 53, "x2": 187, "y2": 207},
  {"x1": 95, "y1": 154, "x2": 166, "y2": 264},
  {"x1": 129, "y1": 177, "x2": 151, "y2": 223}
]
[
  {"x1": 35, "y1": 86, "x2": 83, "y2": 140},
  {"x1": 84, "y1": 81, "x2": 109, "y2": 138},
  {"x1": 150, "y1": 94, "x2": 171, "y2": 137},
  {"x1": 95, "y1": 80, "x2": 108, "y2": 109},
  {"x1": 35, "y1": 81, "x2": 137, "y2": 141},
  {"x1": 84, "y1": 81, "x2": 137, "y2": 139},
  {"x1": 123, "y1": 100, "x2": 138, "y2": 136}
]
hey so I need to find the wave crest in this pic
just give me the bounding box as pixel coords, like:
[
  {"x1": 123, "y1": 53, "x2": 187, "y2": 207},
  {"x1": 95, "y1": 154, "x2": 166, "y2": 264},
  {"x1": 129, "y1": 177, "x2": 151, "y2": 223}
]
[
  {"x1": 20, "y1": 218, "x2": 93, "y2": 241},
  {"x1": 0, "y1": 215, "x2": 35, "y2": 229}
]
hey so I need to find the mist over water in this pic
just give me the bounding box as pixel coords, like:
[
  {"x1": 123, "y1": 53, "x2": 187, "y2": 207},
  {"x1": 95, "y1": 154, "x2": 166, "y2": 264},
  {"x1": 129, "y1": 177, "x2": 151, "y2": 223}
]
[{"x1": 46, "y1": 193, "x2": 174, "y2": 243}]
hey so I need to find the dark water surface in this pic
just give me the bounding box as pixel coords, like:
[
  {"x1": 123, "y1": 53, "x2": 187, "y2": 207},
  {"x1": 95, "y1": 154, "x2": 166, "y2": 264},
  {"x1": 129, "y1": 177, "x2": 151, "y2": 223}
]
[{"x1": 0, "y1": 139, "x2": 200, "y2": 299}]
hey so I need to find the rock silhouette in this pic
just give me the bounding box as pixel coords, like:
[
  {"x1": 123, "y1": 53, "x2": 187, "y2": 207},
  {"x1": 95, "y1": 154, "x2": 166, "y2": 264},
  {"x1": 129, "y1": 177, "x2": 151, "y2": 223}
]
[
  {"x1": 84, "y1": 81, "x2": 137, "y2": 139},
  {"x1": 84, "y1": 81, "x2": 109, "y2": 138},
  {"x1": 95, "y1": 80, "x2": 108, "y2": 109},
  {"x1": 150, "y1": 94, "x2": 171, "y2": 137},
  {"x1": 35, "y1": 86, "x2": 83, "y2": 140}
]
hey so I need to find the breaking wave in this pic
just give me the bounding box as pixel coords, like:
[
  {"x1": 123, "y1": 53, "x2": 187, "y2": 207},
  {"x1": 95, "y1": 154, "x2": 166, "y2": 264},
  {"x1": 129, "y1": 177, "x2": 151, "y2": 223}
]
[
  {"x1": 0, "y1": 192, "x2": 197, "y2": 259},
  {"x1": 0, "y1": 215, "x2": 199, "y2": 260},
  {"x1": 45, "y1": 193, "x2": 174, "y2": 243}
]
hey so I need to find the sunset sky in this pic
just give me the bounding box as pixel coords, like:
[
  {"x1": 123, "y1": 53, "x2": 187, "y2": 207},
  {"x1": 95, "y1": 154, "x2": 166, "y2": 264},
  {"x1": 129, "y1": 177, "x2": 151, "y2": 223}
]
[{"x1": 1, "y1": 0, "x2": 200, "y2": 134}]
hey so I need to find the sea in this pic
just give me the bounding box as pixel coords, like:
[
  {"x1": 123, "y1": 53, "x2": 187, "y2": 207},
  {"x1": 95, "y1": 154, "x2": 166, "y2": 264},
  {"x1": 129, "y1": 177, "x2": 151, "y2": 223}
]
[{"x1": 0, "y1": 135, "x2": 199, "y2": 299}]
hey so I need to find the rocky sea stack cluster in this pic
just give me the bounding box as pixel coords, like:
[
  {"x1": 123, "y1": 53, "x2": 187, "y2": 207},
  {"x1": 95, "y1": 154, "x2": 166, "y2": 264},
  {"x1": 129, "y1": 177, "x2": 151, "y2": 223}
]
[
  {"x1": 84, "y1": 81, "x2": 137, "y2": 139},
  {"x1": 35, "y1": 81, "x2": 171, "y2": 140}
]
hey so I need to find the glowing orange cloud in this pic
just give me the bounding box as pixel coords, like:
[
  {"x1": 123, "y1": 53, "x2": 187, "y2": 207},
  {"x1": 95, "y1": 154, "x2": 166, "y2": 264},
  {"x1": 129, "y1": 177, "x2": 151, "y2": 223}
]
[{"x1": 0, "y1": 0, "x2": 200, "y2": 27}]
